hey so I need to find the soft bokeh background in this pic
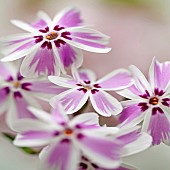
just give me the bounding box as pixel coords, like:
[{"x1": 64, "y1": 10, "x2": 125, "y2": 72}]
[{"x1": 1, "y1": 0, "x2": 170, "y2": 169}]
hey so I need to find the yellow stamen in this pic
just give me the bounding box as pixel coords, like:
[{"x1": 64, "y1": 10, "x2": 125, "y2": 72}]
[{"x1": 46, "y1": 32, "x2": 58, "y2": 40}]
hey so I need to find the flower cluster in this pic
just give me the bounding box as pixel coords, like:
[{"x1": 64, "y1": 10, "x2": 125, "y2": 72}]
[{"x1": 0, "y1": 6, "x2": 169, "y2": 170}]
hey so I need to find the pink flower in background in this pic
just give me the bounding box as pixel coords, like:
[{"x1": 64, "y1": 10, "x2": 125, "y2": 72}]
[
  {"x1": 118, "y1": 58, "x2": 170, "y2": 145},
  {"x1": 0, "y1": 62, "x2": 64, "y2": 128},
  {"x1": 13, "y1": 102, "x2": 151, "y2": 170},
  {"x1": 0, "y1": 7, "x2": 111, "y2": 77},
  {"x1": 49, "y1": 67, "x2": 133, "y2": 117}
]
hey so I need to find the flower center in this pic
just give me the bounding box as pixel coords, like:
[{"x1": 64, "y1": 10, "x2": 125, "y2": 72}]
[
  {"x1": 64, "y1": 129, "x2": 73, "y2": 136},
  {"x1": 149, "y1": 97, "x2": 159, "y2": 105},
  {"x1": 46, "y1": 32, "x2": 58, "y2": 40},
  {"x1": 13, "y1": 81, "x2": 20, "y2": 89},
  {"x1": 83, "y1": 85, "x2": 92, "y2": 90}
]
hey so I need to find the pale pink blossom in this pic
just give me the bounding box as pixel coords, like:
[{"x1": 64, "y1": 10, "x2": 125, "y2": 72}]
[
  {"x1": 49, "y1": 67, "x2": 133, "y2": 117},
  {"x1": 118, "y1": 58, "x2": 170, "y2": 145},
  {"x1": 0, "y1": 7, "x2": 111, "y2": 77}
]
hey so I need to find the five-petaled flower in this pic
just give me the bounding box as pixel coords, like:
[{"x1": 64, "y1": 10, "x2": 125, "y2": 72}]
[
  {"x1": 13, "y1": 102, "x2": 151, "y2": 170},
  {"x1": 0, "y1": 62, "x2": 64, "y2": 128},
  {"x1": 48, "y1": 67, "x2": 133, "y2": 117},
  {"x1": 118, "y1": 58, "x2": 170, "y2": 145},
  {"x1": 0, "y1": 7, "x2": 111, "y2": 77}
]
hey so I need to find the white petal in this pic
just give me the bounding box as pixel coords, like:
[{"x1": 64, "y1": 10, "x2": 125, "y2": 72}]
[
  {"x1": 96, "y1": 69, "x2": 133, "y2": 91},
  {"x1": 121, "y1": 132, "x2": 152, "y2": 157},
  {"x1": 70, "y1": 112, "x2": 99, "y2": 127},
  {"x1": 50, "y1": 88, "x2": 89, "y2": 114},
  {"x1": 90, "y1": 90, "x2": 122, "y2": 117},
  {"x1": 11, "y1": 20, "x2": 37, "y2": 32},
  {"x1": 48, "y1": 75, "x2": 77, "y2": 88}
]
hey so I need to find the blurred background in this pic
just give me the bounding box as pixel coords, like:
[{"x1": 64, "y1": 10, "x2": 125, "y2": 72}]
[{"x1": 0, "y1": 0, "x2": 170, "y2": 169}]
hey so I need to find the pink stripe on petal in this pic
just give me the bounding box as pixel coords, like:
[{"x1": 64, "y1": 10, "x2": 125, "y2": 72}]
[
  {"x1": 148, "y1": 112, "x2": 170, "y2": 145},
  {"x1": 72, "y1": 37, "x2": 107, "y2": 48},
  {"x1": 30, "y1": 48, "x2": 56, "y2": 75},
  {"x1": 31, "y1": 19, "x2": 47, "y2": 29},
  {"x1": 21, "y1": 47, "x2": 58, "y2": 77},
  {"x1": 118, "y1": 131, "x2": 140, "y2": 145},
  {"x1": 14, "y1": 95, "x2": 35, "y2": 119},
  {"x1": 128, "y1": 85, "x2": 142, "y2": 96},
  {"x1": 57, "y1": 89, "x2": 88, "y2": 114},
  {"x1": 51, "y1": 102, "x2": 68, "y2": 124},
  {"x1": 78, "y1": 135, "x2": 122, "y2": 169},
  {"x1": 43, "y1": 140, "x2": 80, "y2": 170},
  {"x1": 119, "y1": 104, "x2": 143, "y2": 124},
  {"x1": 57, "y1": 7, "x2": 82, "y2": 27},
  {"x1": 21, "y1": 130, "x2": 55, "y2": 140},
  {"x1": 149, "y1": 59, "x2": 170, "y2": 90},
  {"x1": 10, "y1": 40, "x2": 35, "y2": 54},
  {"x1": 71, "y1": 113, "x2": 99, "y2": 128},
  {"x1": 72, "y1": 32, "x2": 103, "y2": 40},
  {"x1": 90, "y1": 91, "x2": 122, "y2": 116},
  {"x1": 7, "y1": 37, "x2": 32, "y2": 46},
  {"x1": 96, "y1": 69, "x2": 132, "y2": 91},
  {"x1": 78, "y1": 69, "x2": 96, "y2": 83},
  {"x1": 29, "y1": 81, "x2": 64, "y2": 94},
  {"x1": 58, "y1": 44, "x2": 77, "y2": 67}
]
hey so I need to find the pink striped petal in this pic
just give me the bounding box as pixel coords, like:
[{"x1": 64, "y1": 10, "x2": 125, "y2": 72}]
[
  {"x1": 77, "y1": 134, "x2": 122, "y2": 169},
  {"x1": 148, "y1": 111, "x2": 170, "y2": 145},
  {"x1": 129, "y1": 65, "x2": 152, "y2": 95},
  {"x1": 31, "y1": 11, "x2": 50, "y2": 29},
  {"x1": 117, "y1": 85, "x2": 143, "y2": 100},
  {"x1": 58, "y1": 43, "x2": 83, "y2": 68},
  {"x1": 118, "y1": 130, "x2": 140, "y2": 146},
  {"x1": 78, "y1": 69, "x2": 96, "y2": 83},
  {"x1": 14, "y1": 130, "x2": 55, "y2": 147},
  {"x1": 70, "y1": 112, "x2": 99, "y2": 128},
  {"x1": 14, "y1": 94, "x2": 35, "y2": 119},
  {"x1": 20, "y1": 47, "x2": 59, "y2": 77},
  {"x1": 28, "y1": 81, "x2": 65, "y2": 94},
  {"x1": 51, "y1": 88, "x2": 89, "y2": 114},
  {"x1": 54, "y1": 7, "x2": 82, "y2": 27},
  {"x1": 1, "y1": 40, "x2": 36, "y2": 62},
  {"x1": 48, "y1": 75, "x2": 78, "y2": 88},
  {"x1": 121, "y1": 132, "x2": 152, "y2": 157},
  {"x1": 65, "y1": 28, "x2": 111, "y2": 53},
  {"x1": 90, "y1": 90, "x2": 122, "y2": 117},
  {"x1": 119, "y1": 103, "x2": 145, "y2": 125},
  {"x1": 96, "y1": 69, "x2": 132, "y2": 91},
  {"x1": 149, "y1": 58, "x2": 170, "y2": 90},
  {"x1": 51, "y1": 101, "x2": 69, "y2": 124},
  {"x1": 31, "y1": 19, "x2": 47, "y2": 29},
  {"x1": 40, "y1": 140, "x2": 80, "y2": 170}
]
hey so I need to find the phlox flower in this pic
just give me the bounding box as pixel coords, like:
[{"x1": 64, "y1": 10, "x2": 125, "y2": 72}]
[
  {"x1": 13, "y1": 102, "x2": 151, "y2": 170},
  {"x1": 118, "y1": 58, "x2": 170, "y2": 145},
  {"x1": 0, "y1": 62, "x2": 64, "y2": 128},
  {"x1": 48, "y1": 67, "x2": 133, "y2": 117},
  {"x1": 0, "y1": 7, "x2": 111, "y2": 77}
]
